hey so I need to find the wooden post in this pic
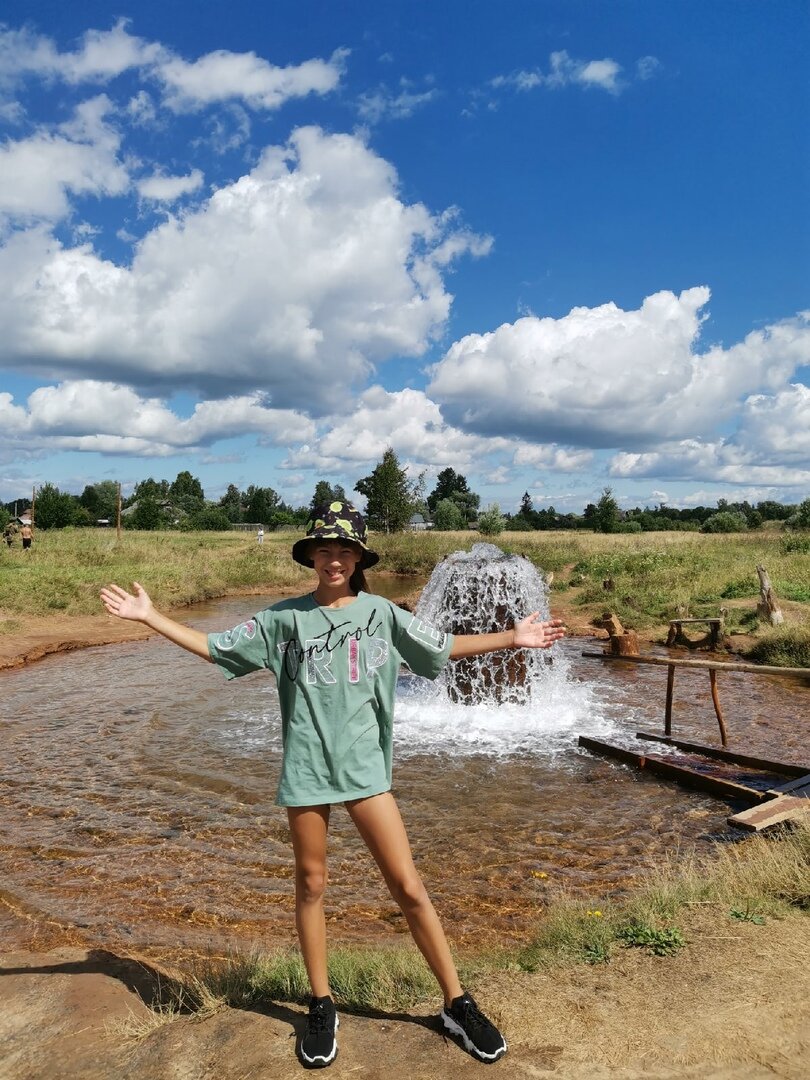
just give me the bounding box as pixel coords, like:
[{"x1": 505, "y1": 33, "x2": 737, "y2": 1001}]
[
  {"x1": 30, "y1": 486, "x2": 35, "y2": 533},
  {"x1": 664, "y1": 664, "x2": 675, "y2": 736},
  {"x1": 708, "y1": 668, "x2": 729, "y2": 746},
  {"x1": 116, "y1": 482, "x2": 122, "y2": 541},
  {"x1": 756, "y1": 565, "x2": 784, "y2": 626}
]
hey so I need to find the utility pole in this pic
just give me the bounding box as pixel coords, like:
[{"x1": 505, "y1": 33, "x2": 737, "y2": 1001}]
[
  {"x1": 117, "y1": 482, "x2": 122, "y2": 540},
  {"x1": 30, "y1": 486, "x2": 35, "y2": 533}
]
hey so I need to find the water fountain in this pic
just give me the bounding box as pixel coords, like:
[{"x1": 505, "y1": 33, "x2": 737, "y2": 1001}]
[
  {"x1": 393, "y1": 542, "x2": 602, "y2": 757},
  {"x1": 415, "y1": 542, "x2": 553, "y2": 705}
]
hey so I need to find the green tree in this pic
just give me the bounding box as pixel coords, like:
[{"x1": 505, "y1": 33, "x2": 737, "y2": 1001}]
[
  {"x1": 245, "y1": 485, "x2": 279, "y2": 525},
  {"x1": 478, "y1": 503, "x2": 505, "y2": 536},
  {"x1": 427, "y1": 468, "x2": 480, "y2": 523},
  {"x1": 129, "y1": 478, "x2": 169, "y2": 508},
  {"x1": 310, "y1": 481, "x2": 347, "y2": 511},
  {"x1": 126, "y1": 496, "x2": 166, "y2": 530},
  {"x1": 218, "y1": 484, "x2": 244, "y2": 523},
  {"x1": 34, "y1": 483, "x2": 79, "y2": 528},
  {"x1": 433, "y1": 498, "x2": 466, "y2": 531},
  {"x1": 785, "y1": 499, "x2": 810, "y2": 530},
  {"x1": 169, "y1": 470, "x2": 205, "y2": 513},
  {"x1": 79, "y1": 481, "x2": 119, "y2": 520},
  {"x1": 594, "y1": 487, "x2": 621, "y2": 533},
  {"x1": 355, "y1": 448, "x2": 415, "y2": 533}
]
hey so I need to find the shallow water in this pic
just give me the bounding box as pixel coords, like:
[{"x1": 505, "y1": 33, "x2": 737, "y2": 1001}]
[{"x1": 0, "y1": 590, "x2": 807, "y2": 961}]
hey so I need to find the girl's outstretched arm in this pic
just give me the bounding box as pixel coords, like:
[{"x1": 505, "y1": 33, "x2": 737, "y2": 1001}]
[
  {"x1": 100, "y1": 582, "x2": 213, "y2": 662},
  {"x1": 449, "y1": 612, "x2": 565, "y2": 659}
]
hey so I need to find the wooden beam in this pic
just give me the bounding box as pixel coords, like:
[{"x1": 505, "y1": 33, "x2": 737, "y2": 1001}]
[
  {"x1": 634, "y1": 733, "x2": 810, "y2": 777},
  {"x1": 578, "y1": 736, "x2": 770, "y2": 802},
  {"x1": 581, "y1": 650, "x2": 810, "y2": 679},
  {"x1": 728, "y1": 797, "x2": 810, "y2": 832},
  {"x1": 640, "y1": 754, "x2": 771, "y2": 803},
  {"x1": 768, "y1": 774, "x2": 810, "y2": 797},
  {"x1": 578, "y1": 735, "x2": 646, "y2": 767}
]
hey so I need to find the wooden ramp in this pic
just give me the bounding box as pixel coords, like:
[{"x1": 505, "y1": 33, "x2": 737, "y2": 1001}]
[{"x1": 578, "y1": 733, "x2": 810, "y2": 831}]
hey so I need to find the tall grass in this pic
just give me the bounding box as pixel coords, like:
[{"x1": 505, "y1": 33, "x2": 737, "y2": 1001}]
[{"x1": 2, "y1": 528, "x2": 807, "y2": 646}]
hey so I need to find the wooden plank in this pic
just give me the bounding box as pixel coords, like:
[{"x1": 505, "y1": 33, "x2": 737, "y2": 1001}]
[
  {"x1": 727, "y1": 796, "x2": 810, "y2": 832},
  {"x1": 579, "y1": 736, "x2": 769, "y2": 802},
  {"x1": 670, "y1": 618, "x2": 723, "y2": 626},
  {"x1": 641, "y1": 754, "x2": 771, "y2": 802},
  {"x1": 768, "y1": 774, "x2": 810, "y2": 796},
  {"x1": 634, "y1": 733, "x2": 810, "y2": 777},
  {"x1": 578, "y1": 735, "x2": 646, "y2": 767},
  {"x1": 581, "y1": 650, "x2": 810, "y2": 679}
]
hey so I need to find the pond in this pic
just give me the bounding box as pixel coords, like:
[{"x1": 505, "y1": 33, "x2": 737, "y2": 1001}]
[{"x1": 1, "y1": 589, "x2": 806, "y2": 963}]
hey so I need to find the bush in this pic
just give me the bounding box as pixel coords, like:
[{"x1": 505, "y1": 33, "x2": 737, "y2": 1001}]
[
  {"x1": 186, "y1": 507, "x2": 233, "y2": 531},
  {"x1": 701, "y1": 511, "x2": 749, "y2": 533},
  {"x1": 433, "y1": 498, "x2": 466, "y2": 531},
  {"x1": 784, "y1": 498, "x2": 810, "y2": 530},
  {"x1": 505, "y1": 516, "x2": 534, "y2": 531},
  {"x1": 478, "y1": 504, "x2": 505, "y2": 536}
]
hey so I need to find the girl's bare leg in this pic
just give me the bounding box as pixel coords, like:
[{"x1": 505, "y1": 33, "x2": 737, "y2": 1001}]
[
  {"x1": 346, "y1": 792, "x2": 463, "y2": 1005},
  {"x1": 287, "y1": 805, "x2": 331, "y2": 998}
]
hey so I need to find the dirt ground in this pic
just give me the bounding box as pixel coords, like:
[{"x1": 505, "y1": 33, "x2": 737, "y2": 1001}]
[{"x1": 0, "y1": 907, "x2": 808, "y2": 1080}]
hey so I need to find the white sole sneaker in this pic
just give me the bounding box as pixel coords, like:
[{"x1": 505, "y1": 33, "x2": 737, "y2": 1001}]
[
  {"x1": 300, "y1": 1014, "x2": 339, "y2": 1067},
  {"x1": 441, "y1": 1009, "x2": 507, "y2": 1063}
]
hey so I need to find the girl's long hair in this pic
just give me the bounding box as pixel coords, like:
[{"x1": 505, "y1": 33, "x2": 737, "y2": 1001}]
[{"x1": 350, "y1": 566, "x2": 370, "y2": 595}]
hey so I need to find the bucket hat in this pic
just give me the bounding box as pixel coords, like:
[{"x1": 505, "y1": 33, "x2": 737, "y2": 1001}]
[{"x1": 292, "y1": 501, "x2": 379, "y2": 570}]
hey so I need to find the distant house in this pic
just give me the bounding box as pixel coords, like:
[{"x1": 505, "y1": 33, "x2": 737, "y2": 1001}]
[{"x1": 408, "y1": 513, "x2": 432, "y2": 531}]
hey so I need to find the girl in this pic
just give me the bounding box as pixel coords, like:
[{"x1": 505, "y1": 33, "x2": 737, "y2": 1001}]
[{"x1": 100, "y1": 501, "x2": 564, "y2": 1068}]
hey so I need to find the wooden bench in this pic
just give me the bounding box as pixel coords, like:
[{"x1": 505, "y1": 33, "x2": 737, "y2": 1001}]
[{"x1": 666, "y1": 617, "x2": 724, "y2": 650}]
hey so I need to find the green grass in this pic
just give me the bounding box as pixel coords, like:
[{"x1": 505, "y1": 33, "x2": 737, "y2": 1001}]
[
  {"x1": 745, "y1": 625, "x2": 810, "y2": 667},
  {"x1": 2, "y1": 528, "x2": 808, "y2": 664}
]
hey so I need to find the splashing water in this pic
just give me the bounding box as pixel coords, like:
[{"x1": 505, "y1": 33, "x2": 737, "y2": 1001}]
[{"x1": 394, "y1": 543, "x2": 613, "y2": 758}]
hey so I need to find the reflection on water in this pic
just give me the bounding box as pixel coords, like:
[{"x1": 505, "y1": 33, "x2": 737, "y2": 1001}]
[{"x1": 0, "y1": 590, "x2": 807, "y2": 963}]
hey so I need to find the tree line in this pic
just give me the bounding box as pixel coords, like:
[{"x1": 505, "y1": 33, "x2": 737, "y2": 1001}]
[{"x1": 2, "y1": 452, "x2": 808, "y2": 533}]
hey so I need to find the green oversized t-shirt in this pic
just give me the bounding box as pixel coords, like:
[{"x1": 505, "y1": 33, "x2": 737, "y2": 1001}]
[{"x1": 207, "y1": 593, "x2": 454, "y2": 807}]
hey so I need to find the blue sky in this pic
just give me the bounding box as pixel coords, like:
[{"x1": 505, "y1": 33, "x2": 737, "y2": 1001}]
[{"x1": 0, "y1": 0, "x2": 807, "y2": 514}]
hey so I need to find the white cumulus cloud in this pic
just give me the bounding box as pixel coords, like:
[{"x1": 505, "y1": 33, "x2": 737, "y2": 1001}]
[
  {"x1": 428, "y1": 290, "x2": 810, "y2": 449},
  {"x1": 157, "y1": 47, "x2": 348, "y2": 113},
  {"x1": 282, "y1": 386, "x2": 510, "y2": 473},
  {"x1": 0, "y1": 126, "x2": 491, "y2": 410},
  {"x1": 136, "y1": 169, "x2": 204, "y2": 202},
  {"x1": 0, "y1": 381, "x2": 316, "y2": 459},
  {"x1": 0, "y1": 96, "x2": 129, "y2": 222}
]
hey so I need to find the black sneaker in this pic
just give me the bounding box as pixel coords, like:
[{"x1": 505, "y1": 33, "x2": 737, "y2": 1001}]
[
  {"x1": 441, "y1": 991, "x2": 507, "y2": 1063},
  {"x1": 299, "y1": 995, "x2": 339, "y2": 1068}
]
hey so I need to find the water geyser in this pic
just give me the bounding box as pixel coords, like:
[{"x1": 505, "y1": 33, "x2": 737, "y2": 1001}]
[{"x1": 415, "y1": 542, "x2": 554, "y2": 705}]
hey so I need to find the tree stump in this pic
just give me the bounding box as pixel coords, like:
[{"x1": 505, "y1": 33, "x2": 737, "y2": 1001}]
[
  {"x1": 756, "y1": 565, "x2": 784, "y2": 626},
  {"x1": 601, "y1": 612, "x2": 639, "y2": 656}
]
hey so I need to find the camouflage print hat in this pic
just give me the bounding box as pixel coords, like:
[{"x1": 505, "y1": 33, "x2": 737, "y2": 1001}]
[{"x1": 292, "y1": 501, "x2": 379, "y2": 570}]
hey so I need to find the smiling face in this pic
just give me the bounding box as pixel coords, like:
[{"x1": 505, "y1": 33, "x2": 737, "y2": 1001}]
[{"x1": 309, "y1": 538, "x2": 362, "y2": 598}]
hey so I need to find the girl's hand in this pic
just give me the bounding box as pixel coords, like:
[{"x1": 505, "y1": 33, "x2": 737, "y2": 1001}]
[
  {"x1": 100, "y1": 582, "x2": 154, "y2": 623},
  {"x1": 513, "y1": 612, "x2": 566, "y2": 650}
]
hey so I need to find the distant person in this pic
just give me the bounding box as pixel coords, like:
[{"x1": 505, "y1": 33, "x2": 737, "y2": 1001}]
[
  {"x1": 20, "y1": 523, "x2": 32, "y2": 552},
  {"x1": 101, "y1": 501, "x2": 564, "y2": 1069},
  {"x1": 256, "y1": 526, "x2": 264, "y2": 545},
  {"x1": 3, "y1": 523, "x2": 15, "y2": 548}
]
